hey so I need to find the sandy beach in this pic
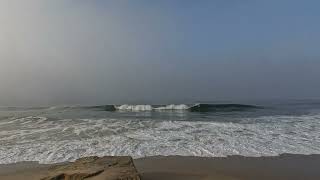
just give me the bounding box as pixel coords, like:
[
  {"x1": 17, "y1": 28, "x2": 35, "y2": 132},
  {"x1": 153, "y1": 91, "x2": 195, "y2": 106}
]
[
  {"x1": 0, "y1": 154, "x2": 319, "y2": 180},
  {"x1": 135, "y1": 154, "x2": 320, "y2": 180}
]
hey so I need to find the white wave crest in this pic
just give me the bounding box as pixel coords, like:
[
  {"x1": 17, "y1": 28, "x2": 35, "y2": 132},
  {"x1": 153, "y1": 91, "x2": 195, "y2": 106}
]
[
  {"x1": 115, "y1": 104, "x2": 190, "y2": 111},
  {"x1": 115, "y1": 104, "x2": 153, "y2": 111},
  {"x1": 154, "y1": 104, "x2": 189, "y2": 110}
]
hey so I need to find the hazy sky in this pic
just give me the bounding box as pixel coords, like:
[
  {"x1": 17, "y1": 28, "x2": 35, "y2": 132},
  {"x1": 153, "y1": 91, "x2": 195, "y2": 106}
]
[{"x1": 1, "y1": 0, "x2": 320, "y2": 105}]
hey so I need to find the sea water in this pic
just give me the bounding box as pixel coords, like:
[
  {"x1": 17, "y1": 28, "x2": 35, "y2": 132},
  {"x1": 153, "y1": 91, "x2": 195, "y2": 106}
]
[{"x1": 0, "y1": 100, "x2": 320, "y2": 164}]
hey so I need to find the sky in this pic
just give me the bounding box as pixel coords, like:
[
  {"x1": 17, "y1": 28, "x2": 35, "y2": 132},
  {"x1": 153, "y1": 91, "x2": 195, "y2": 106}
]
[{"x1": 0, "y1": 0, "x2": 320, "y2": 106}]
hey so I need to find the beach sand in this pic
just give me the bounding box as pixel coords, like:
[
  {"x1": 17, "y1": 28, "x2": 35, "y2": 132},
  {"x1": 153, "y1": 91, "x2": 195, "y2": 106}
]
[
  {"x1": 0, "y1": 154, "x2": 320, "y2": 180},
  {"x1": 135, "y1": 154, "x2": 320, "y2": 180}
]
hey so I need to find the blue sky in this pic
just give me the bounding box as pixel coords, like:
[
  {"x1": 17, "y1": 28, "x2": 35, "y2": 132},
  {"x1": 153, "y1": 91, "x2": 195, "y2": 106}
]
[{"x1": 0, "y1": 0, "x2": 319, "y2": 105}]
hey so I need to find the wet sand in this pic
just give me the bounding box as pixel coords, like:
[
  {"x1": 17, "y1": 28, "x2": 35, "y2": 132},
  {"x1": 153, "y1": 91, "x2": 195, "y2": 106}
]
[
  {"x1": 0, "y1": 154, "x2": 320, "y2": 180},
  {"x1": 134, "y1": 154, "x2": 320, "y2": 180}
]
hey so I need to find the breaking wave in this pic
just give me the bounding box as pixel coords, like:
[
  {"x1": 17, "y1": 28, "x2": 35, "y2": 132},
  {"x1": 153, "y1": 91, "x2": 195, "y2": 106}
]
[
  {"x1": 0, "y1": 104, "x2": 261, "y2": 112},
  {"x1": 92, "y1": 103, "x2": 260, "y2": 112}
]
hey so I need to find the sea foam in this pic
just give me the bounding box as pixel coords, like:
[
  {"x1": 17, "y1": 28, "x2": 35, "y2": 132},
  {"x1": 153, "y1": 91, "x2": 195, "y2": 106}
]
[{"x1": 0, "y1": 114, "x2": 320, "y2": 164}]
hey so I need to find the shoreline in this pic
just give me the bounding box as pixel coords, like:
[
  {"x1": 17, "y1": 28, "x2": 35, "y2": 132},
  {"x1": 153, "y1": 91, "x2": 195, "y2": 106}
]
[{"x1": 0, "y1": 154, "x2": 320, "y2": 179}]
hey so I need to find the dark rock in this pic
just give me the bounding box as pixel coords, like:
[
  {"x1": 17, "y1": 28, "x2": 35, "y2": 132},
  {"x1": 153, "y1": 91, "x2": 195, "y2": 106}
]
[{"x1": 41, "y1": 156, "x2": 140, "y2": 180}]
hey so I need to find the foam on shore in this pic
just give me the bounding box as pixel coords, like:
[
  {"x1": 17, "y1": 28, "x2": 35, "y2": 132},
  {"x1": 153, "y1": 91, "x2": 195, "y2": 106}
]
[{"x1": 0, "y1": 113, "x2": 320, "y2": 164}]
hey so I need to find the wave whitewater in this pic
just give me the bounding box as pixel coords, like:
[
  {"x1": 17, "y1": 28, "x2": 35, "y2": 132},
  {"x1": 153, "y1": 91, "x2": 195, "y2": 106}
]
[
  {"x1": 1, "y1": 113, "x2": 320, "y2": 164},
  {"x1": 0, "y1": 103, "x2": 261, "y2": 112},
  {"x1": 93, "y1": 103, "x2": 261, "y2": 112}
]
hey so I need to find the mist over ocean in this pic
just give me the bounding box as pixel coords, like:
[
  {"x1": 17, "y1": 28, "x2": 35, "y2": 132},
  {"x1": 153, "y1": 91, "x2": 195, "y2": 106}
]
[
  {"x1": 1, "y1": 2, "x2": 320, "y2": 175},
  {"x1": 1, "y1": 100, "x2": 320, "y2": 164}
]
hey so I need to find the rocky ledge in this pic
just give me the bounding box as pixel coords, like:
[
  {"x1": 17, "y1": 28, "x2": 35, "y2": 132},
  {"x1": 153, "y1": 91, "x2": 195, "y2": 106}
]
[{"x1": 41, "y1": 156, "x2": 140, "y2": 180}]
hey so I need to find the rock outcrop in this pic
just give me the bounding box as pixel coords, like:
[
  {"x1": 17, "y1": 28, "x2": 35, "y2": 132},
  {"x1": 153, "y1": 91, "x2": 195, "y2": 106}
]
[{"x1": 41, "y1": 156, "x2": 140, "y2": 180}]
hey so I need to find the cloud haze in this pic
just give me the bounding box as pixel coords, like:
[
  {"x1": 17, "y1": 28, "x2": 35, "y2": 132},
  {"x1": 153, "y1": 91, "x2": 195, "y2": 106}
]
[{"x1": 1, "y1": 0, "x2": 320, "y2": 106}]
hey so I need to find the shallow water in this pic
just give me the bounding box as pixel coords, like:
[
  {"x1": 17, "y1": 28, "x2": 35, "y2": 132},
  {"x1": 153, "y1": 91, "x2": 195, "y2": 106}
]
[{"x1": 1, "y1": 100, "x2": 320, "y2": 164}]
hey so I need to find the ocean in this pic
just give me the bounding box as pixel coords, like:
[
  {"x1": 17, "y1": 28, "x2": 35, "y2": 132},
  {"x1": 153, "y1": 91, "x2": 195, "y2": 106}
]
[{"x1": 1, "y1": 100, "x2": 320, "y2": 164}]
